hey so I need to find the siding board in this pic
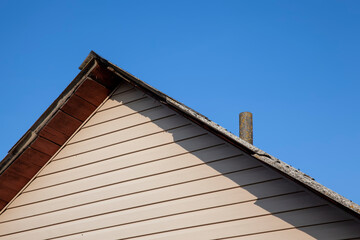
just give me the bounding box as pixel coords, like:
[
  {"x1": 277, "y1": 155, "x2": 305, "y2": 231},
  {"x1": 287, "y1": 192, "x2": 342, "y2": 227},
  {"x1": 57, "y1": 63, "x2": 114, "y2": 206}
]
[
  {"x1": 54, "y1": 124, "x2": 204, "y2": 161},
  {"x1": 135, "y1": 220, "x2": 360, "y2": 240},
  {"x1": 219, "y1": 221, "x2": 360, "y2": 240},
  {"x1": 40, "y1": 134, "x2": 222, "y2": 176},
  {"x1": 22, "y1": 206, "x2": 349, "y2": 240},
  {"x1": 54, "y1": 114, "x2": 189, "y2": 159},
  {"x1": 2, "y1": 172, "x2": 287, "y2": 223},
  {"x1": 0, "y1": 86, "x2": 358, "y2": 239},
  {"x1": 25, "y1": 155, "x2": 258, "y2": 193},
  {"x1": 112, "y1": 81, "x2": 134, "y2": 96},
  {"x1": 0, "y1": 192, "x2": 328, "y2": 239},
  {"x1": 12, "y1": 163, "x2": 270, "y2": 208},
  {"x1": 67, "y1": 105, "x2": 173, "y2": 144},
  {"x1": 83, "y1": 97, "x2": 161, "y2": 128},
  {"x1": 99, "y1": 88, "x2": 147, "y2": 112},
  {"x1": 28, "y1": 144, "x2": 245, "y2": 191}
]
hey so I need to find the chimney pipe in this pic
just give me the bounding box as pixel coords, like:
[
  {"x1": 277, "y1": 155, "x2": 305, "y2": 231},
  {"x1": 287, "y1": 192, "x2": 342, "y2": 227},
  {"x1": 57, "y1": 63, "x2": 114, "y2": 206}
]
[{"x1": 239, "y1": 112, "x2": 253, "y2": 144}]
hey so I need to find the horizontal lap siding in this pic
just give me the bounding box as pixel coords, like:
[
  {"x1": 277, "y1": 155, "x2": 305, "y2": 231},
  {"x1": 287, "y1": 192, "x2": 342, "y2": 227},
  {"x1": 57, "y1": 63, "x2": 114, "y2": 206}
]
[
  {"x1": 99, "y1": 88, "x2": 148, "y2": 111},
  {"x1": 17, "y1": 206, "x2": 349, "y2": 240},
  {"x1": 0, "y1": 174, "x2": 291, "y2": 224},
  {"x1": 26, "y1": 145, "x2": 245, "y2": 192},
  {"x1": 39, "y1": 134, "x2": 221, "y2": 178},
  {"x1": 0, "y1": 193, "x2": 334, "y2": 239},
  {"x1": 66, "y1": 105, "x2": 174, "y2": 144},
  {"x1": 81, "y1": 97, "x2": 161, "y2": 128},
  {"x1": 134, "y1": 220, "x2": 360, "y2": 240},
  {"x1": 0, "y1": 85, "x2": 358, "y2": 239},
  {"x1": 112, "y1": 81, "x2": 134, "y2": 95},
  {"x1": 220, "y1": 221, "x2": 360, "y2": 240},
  {"x1": 54, "y1": 114, "x2": 191, "y2": 160}
]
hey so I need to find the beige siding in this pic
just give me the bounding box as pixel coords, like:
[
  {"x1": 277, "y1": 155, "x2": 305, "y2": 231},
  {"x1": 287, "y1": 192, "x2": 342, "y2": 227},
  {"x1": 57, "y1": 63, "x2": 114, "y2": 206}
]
[
  {"x1": 0, "y1": 82, "x2": 358, "y2": 239},
  {"x1": 133, "y1": 220, "x2": 360, "y2": 240}
]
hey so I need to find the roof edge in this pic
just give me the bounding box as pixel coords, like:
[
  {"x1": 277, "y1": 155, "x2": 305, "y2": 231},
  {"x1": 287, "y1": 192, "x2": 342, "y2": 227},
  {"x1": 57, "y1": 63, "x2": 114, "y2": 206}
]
[
  {"x1": 1, "y1": 51, "x2": 358, "y2": 217},
  {"x1": 0, "y1": 55, "x2": 98, "y2": 175},
  {"x1": 166, "y1": 96, "x2": 360, "y2": 215},
  {"x1": 87, "y1": 52, "x2": 360, "y2": 216},
  {"x1": 79, "y1": 51, "x2": 99, "y2": 70}
]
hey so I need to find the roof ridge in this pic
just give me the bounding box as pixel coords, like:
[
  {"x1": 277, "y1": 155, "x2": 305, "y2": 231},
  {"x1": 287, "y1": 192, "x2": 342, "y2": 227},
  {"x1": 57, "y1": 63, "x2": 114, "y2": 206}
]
[
  {"x1": 88, "y1": 51, "x2": 360, "y2": 216},
  {"x1": 1, "y1": 51, "x2": 358, "y2": 218}
]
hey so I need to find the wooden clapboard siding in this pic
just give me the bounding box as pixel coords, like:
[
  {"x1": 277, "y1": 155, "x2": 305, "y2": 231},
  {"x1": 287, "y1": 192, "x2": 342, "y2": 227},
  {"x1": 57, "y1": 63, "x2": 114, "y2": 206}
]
[
  {"x1": 26, "y1": 144, "x2": 243, "y2": 191},
  {"x1": 54, "y1": 124, "x2": 203, "y2": 160},
  {"x1": 11, "y1": 161, "x2": 270, "y2": 208},
  {"x1": 135, "y1": 220, "x2": 360, "y2": 240},
  {"x1": 23, "y1": 154, "x2": 259, "y2": 194},
  {"x1": 53, "y1": 114, "x2": 190, "y2": 159},
  {"x1": 218, "y1": 221, "x2": 360, "y2": 240},
  {"x1": 0, "y1": 86, "x2": 358, "y2": 239},
  {"x1": 15, "y1": 206, "x2": 347, "y2": 240},
  {"x1": 67, "y1": 105, "x2": 174, "y2": 144},
  {"x1": 39, "y1": 134, "x2": 220, "y2": 176},
  {"x1": 82, "y1": 97, "x2": 161, "y2": 128},
  {"x1": 0, "y1": 176, "x2": 291, "y2": 224},
  {"x1": 0, "y1": 185, "x2": 296, "y2": 231},
  {"x1": 112, "y1": 81, "x2": 134, "y2": 95},
  {"x1": 99, "y1": 88, "x2": 147, "y2": 112},
  {"x1": 0, "y1": 192, "x2": 331, "y2": 239}
]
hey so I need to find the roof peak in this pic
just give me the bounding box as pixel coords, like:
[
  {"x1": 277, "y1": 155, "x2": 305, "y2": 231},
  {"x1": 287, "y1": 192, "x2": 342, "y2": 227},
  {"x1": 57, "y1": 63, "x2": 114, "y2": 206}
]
[{"x1": 1, "y1": 52, "x2": 359, "y2": 218}]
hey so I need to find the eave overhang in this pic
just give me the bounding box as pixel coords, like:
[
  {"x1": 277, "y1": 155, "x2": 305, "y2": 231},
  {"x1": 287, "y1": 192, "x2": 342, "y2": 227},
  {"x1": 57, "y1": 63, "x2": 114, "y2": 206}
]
[{"x1": 0, "y1": 54, "x2": 120, "y2": 209}]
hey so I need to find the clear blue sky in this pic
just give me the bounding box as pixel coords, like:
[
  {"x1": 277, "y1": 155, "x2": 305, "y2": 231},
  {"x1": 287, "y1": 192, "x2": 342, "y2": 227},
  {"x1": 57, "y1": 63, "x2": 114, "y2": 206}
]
[{"x1": 0, "y1": 1, "x2": 359, "y2": 203}]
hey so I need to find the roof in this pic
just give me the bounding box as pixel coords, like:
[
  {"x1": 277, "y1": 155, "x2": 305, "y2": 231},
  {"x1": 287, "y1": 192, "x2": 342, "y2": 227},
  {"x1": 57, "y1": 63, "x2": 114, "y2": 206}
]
[{"x1": 1, "y1": 51, "x2": 359, "y2": 218}]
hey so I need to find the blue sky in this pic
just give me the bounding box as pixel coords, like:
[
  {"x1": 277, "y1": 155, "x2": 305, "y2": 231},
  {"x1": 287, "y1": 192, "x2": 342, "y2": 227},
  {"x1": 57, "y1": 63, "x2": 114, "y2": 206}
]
[{"x1": 0, "y1": 1, "x2": 359, "y2": 203}]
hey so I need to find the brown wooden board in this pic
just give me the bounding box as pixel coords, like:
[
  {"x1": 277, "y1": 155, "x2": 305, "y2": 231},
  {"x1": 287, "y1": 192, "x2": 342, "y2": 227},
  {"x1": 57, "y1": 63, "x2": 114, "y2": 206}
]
[
  {"x1": 17, "y1": 147, "x2": 51, "y2": 167},
  {"x1": 89, "y1": 64, "x2": 119, "y2": 90},
  {"x1": 46, "y1": 111, "x2": 82, "y2": 137},
  {"x1": 30, "y1": 137, "x2": 60, "y2": 156},
  {"x1": 75, "y1": 78, "x2": 110, "y2": 106},
  {"x1": 0, "y1": 185, "x2": 18, "y2": 202},
  {"x1": 0, "y1": 169, "x2": 29, "y2": 193},
  {"x1": 5, "y1": 156, "x2": 41, "y2": 180},
  {"x1": 0, "y1": 199, "x2": 7, "y2": 209},
  {"x1": 61, "y1": 94, "x2": 97, "y2": 122},
  {"x1": 38, "y1": 126, "x2": 69, "y2": 146}
]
